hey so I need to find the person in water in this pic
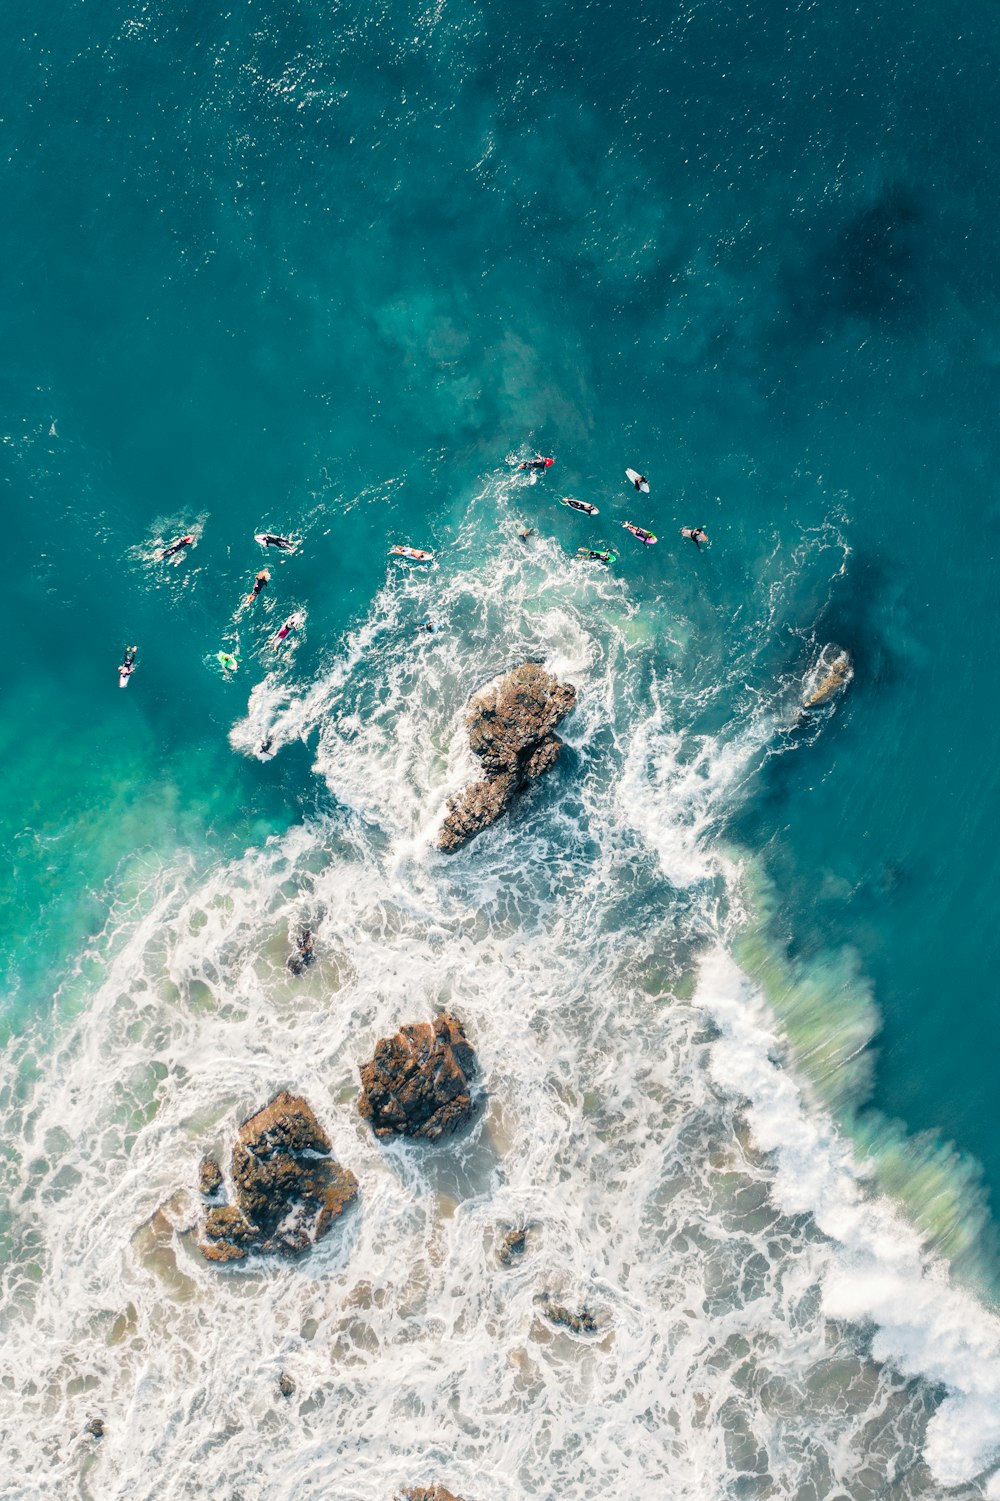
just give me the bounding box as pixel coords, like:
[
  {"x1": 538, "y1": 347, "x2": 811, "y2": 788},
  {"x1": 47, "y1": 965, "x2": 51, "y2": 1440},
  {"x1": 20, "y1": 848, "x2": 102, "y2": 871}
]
[
  {"x1": 520, "y1": 455, "x2": 554, "y2": 471},
  {"x1": 160, "y1": 534, "x2": 194, "y2": 559},
  {"x1": 415, "y1": 620, "x2": 439, "y2": 634},
  {"x1": 119, "y1": 645, "x2": 137, "y2": 679},
  {"x1": 218, "y1": 650, "x2": 239, "y2": 674},
  {"x1": 259, "y1": 534, "x2": 295, "y2": 550},
  {"x1": 683, "y1": 526, "x2": 708, "y2": 548},
  {"x1": 622, "y1": 522, "x2": 657, "y2": 545},
  {"x1": 578, "y1": 548, "x2": 617, "y2": 564},
  {"x1": 246, "y1": 569, "x2": 270, "y2": 604},
  {"x1": 631, "y1": 474, "x2": 648, "y2": 491},
  {"x1": 519, "y1": 528, "x2": 534, "y2": 542}
]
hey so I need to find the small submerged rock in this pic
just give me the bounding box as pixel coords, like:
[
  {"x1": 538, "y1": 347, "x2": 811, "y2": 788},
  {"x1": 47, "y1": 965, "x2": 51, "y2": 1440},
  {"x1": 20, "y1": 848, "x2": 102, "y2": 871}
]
[
  {"x1": 497, "y1": 1227, "x2": 529, "y2": 1266},
  {"x1": 535, "y1": 1292, "x2": 599, "y2": 1336},
  {"x1": 801, "y1": 644, "x2": 853, "y2": 710},
  {"x1": 438, "y1": 662, "x2": 577, "y2": 851},
  {"x1": 198, "y1": 1092, "x2": 358, "y2": 1264},
  {"x1": 398, "y1": 1488, "x2": 467, "y2": 1501},
  {"x1": 277, "y1": 1371, "x2": 296, "y2": 1399},
  {"x1": 287, "y1": 926, "x2": 315, "y2": 976},
  {"x1": 84, "y1": 1416, "x2": 105, "y2": 1440},
  {"x1": 358, "y1": 1015, "x2": 478, "y2": 1141}
]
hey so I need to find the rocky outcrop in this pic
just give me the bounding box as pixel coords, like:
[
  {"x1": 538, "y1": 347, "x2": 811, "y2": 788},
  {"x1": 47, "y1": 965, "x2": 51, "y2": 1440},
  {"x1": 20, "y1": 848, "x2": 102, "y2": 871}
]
[
  {"x1": 497, "y1": 1227, "x2": 529, "y2": 1266},
  {"x1": 199, "y1": 1092, "x2": 357, "y2": 1263},
  {"x1": 198, "y1": 1155, "x2": 223, "y2": 1197},
  {"x1": 438, "y1": 663, "x2": 576, "y2": 851},
  {"x1": 358, "y1": 1015, "x2": 477, "y2": 1141},
  {"x1": 802, "y1": 645, "x2": 853, "y2": 709},
  {"x1": 277, "y1": 1372, "x2": 296, "y2": 1399},
  {"x1": 397, "y1": 1488, "x2": 466, "y2": 1501},
  {"x1": 535, "y1": 1292, "x2": 599, "y2": 1335}
]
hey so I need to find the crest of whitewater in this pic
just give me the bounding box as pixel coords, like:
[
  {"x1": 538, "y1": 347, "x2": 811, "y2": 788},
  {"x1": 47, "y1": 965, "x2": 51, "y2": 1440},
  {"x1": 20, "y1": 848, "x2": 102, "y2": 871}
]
[{"x1": 4, "y1": 0, "x2": 1000, "y2": 1495}]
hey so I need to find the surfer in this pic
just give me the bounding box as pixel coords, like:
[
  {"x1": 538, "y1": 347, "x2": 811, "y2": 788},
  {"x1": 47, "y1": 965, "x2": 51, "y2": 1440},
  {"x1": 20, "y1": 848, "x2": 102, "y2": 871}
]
[
  {"x1": 561, "y1": 497, "x2": 599, "y2": 516},
  {"x1": 622, "y1": 522, "x2": 657, "y2": 546},
  {"x1": 576, "y1": 548, "x2": 617, "y2": 565},
  {"x1": 519, "y1": 528, "x2": 534, "y2": 542},
  {"x1": 520, "y1": 455, "x2": 554, "y2": 471},
  {"x1": 415, "y1": 620, "x2": 439, "y2": 634},
  {"x1": 118, "y1": 645, "x2": 137, "y2": 685},
  {"x1": 681, "y1": 526, "x2": 708, "y2": 548},
  {"x1": 256, "y1": 533, "x2": 295, "y2": 551},
  {"x1": 274, "y1": 612, "x2": 301, "y2": 643},
  {"x1": 217, "y1": 650, "x2": 239, "y2": 674},
  {"x1": 160, "y1": 534, "x2": 194, "y2": 559},
  {"x1": 246, "y1": 569, "x2": 270, "y2": 605}
]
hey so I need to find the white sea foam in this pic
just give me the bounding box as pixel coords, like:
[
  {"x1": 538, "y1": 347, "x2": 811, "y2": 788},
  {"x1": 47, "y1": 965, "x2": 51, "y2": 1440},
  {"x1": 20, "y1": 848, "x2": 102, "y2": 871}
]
[{"x1": 2, "y1": 482, "x2": 998, "y2": 1497}]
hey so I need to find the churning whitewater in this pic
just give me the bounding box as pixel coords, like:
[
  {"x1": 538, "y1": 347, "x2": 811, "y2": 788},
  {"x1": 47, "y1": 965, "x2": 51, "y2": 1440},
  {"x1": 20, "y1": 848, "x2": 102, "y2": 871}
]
[{"x1": 3, "y1": 479, "x2": 1000, "y2": 1499}]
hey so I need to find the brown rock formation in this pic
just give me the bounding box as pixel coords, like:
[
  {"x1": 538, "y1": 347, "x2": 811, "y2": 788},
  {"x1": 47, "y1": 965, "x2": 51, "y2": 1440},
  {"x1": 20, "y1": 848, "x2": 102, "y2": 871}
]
[
  {"x1": 398, "y1": 1488, "x2": 466, "y2": 1501},
  {"x1": 198, "y1": 1155, "x2": 223, "y2": 1197},
  {"x1": 438, "y1": 662, "x2": 576, "y2": 851},
  {"x1": 358, "y1": 1015, "x2": 478, "y2": 1141},
  {"x1": 199, "y1": 1092, "x2": 358, "y2": 1263},
  {"x1": 535, "y1": 1292, "x2": 599, "y2": 1335},
  {"x1": 497, "y1": 1227, "x2": 529, "y2": 1266}
]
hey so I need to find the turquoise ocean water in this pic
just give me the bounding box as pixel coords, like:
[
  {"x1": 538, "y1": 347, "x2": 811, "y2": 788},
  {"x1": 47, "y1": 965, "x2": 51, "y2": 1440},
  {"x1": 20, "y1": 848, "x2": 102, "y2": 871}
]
[{"x1": 5, "y1": 0, "x2": 1000, "y2": 1495}]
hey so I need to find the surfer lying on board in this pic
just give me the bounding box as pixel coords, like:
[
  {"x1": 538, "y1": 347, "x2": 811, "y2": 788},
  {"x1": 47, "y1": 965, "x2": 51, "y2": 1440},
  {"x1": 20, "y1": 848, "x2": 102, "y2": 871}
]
[
  {"x1": 630, "y1": 472, "x2": 648, "y2": 491},
  {"x1": 256, "y1": 533, "x2": 296, "y2": 550},
  {"x1": 520, "y1": 455, "x2": 554, "y2": 471},
  {"x1": 217, "y1": 650, "x2": 239, "y2": 674},
  {"x1": 160, "y1": 534, "x2": 194, "y2": 559},
  {"x1": 576, "y1": 547, "x2": 617, "y2": 564},
  {"x1": 681, "y1": 526, "x2": 708, "y2": 548},
  {"x1": 245, "y1": 569, "x2": 270, "y2": 605},
  {"x1": 622, "y1": 522, "x2": 657, "y2": 545},
  {"x1": 118, "y1": 645, "x2": 137, "y2": 682}
]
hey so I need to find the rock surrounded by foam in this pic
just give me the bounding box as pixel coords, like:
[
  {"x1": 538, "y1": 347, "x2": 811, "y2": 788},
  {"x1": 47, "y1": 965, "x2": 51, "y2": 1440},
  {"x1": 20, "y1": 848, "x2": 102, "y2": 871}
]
[
  {"x1": 397, "y1": 1487, "x2": 467, "y2": 1501},
  {"x1": 199, "y1": 1092, "x2": 358, "y2": 1263},
  {"x1": 358, "y1": 1014, "x2": 477, "y2": 1140},
  {"x1": 437, "y1": 662, "x2": 576, "y2": 851}
]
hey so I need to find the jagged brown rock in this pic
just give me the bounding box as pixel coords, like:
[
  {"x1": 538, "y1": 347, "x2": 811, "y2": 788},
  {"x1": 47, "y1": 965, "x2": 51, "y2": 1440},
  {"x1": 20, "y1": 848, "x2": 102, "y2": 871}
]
[
  {"x1": 497, "y1": 1227, "x2": 528, "y2": 1266},
  {"x1": 535, "y1": 1292, "x2": 599, "y2": 1335},
  {"x1": 198, "y1": 1155, "x2": 223, "y2": 1197},
  {"x1": 438, "y1": 663, "x2": 576, "y2": 851},
  {"x1": 198, "y1": 1092, "x2": 358, "y2": 1263},
  {"x1": 358, "y1": 1015, "x2": 477, "y2": 1141},
  {"x1": 398, "y1": 1488, "x2": 466, "y2": 1501}
]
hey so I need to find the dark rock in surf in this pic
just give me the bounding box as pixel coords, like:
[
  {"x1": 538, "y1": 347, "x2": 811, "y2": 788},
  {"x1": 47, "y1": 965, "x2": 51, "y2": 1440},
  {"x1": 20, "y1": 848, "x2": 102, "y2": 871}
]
[
  {"x1": 398, "y1": 1488, "x2": 467, "y2": 1501},
  {"x1": 198, "y1": 1155, "x2": 224, "y2": 1197},
  {"x1": 277, "y1": 1371, "x2": 296, "y2": 1399},
  {"x1": 535, "y1": 1292, "x2": 599, "y2": 1336},
  {"x1": 437, "y1": 663, "x2": 576, "y2": 852},
  {"x1": 287, "y1": 926, "x2": 315, "y2": 976},
  {"x1": 497, "y1": 1227, "x2": 529, "y2": 1266},
  {"x1": 358, "y1": 1014, "x2": 477, "y2": 1141},
  {"x1": 198, "y1": 1092, "x2": 358, "y2": 1264},
  {"x1": 84, "y1": 1416, "x2": 105, "y2": 1440}
]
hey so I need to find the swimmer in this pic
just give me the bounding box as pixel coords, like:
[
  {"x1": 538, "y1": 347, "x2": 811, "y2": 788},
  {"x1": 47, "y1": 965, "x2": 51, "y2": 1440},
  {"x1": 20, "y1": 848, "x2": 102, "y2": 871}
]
[
  {"x1": 519, "y1": 528, "x2": 535, "y2": 542},
  {"x1": 160, "y1": 534, "x2": 194, "y2": 559},
  {"x1": 681, "y1": 526, "x2": 708, "y2": 548},
  {"x1": 245, "y1": 568, "x2": 270, "y2": 605}
]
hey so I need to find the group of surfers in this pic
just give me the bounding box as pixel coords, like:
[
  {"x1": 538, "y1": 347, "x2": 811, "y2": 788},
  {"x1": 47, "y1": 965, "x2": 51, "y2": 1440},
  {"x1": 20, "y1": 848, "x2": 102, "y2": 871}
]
[{"x1": 117, "y1": 458, "x2": 708, "y2": 684}]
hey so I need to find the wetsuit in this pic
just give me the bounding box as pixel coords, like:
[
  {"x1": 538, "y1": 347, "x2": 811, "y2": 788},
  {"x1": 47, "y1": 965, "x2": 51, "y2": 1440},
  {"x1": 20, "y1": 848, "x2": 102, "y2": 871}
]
[
  {"x1": 162, "y1": 535, "x2": 193, "y2": 558},
  {"x1": 260, "y1": 534, "x2": 294, "y2": 549}
]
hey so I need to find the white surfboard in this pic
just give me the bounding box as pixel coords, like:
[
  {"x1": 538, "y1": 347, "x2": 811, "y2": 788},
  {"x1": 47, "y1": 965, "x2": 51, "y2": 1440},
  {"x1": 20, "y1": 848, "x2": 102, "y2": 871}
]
[{"x1": 625, "y1": 468, "x2": 650, "y2": 494}]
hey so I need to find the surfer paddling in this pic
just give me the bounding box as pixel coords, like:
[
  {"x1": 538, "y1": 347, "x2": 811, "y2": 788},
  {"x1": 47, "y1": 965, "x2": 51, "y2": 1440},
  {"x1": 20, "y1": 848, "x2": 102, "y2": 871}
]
[
  {"x1": 390, "y1": 545, "x2": 434, "y2": 562},
  {"x1": 519, "y1": 454, "x2": 554, "y2": 471},
  {"x1": 160, "y1": 534, "x2": 194, "y2": 560},
  {"x1": 118, "y1": 645, "x2": 138, "y2": 687},
  {"x1": 245, "y1": 569, "x2": 270, "y2": 605},
  {"x1": 622, "y1": 522, "x2": 657, "y2": 546},
  {"x1": 681, "y1": 526, "x2": 708, "y2": 548},
  {"x1": 255, "y1": 533, "x2": 296, "y2": 551}
]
